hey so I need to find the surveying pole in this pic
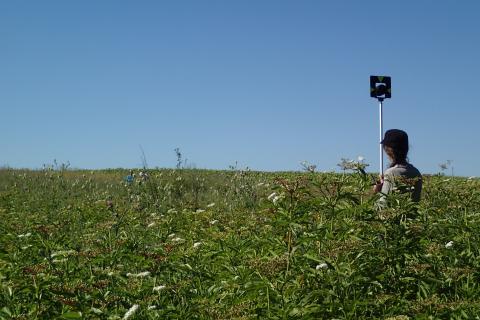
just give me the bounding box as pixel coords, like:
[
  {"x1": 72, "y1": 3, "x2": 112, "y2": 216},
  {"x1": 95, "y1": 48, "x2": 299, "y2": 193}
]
[
  {"x1": 370, "y1": 76, "x2": 391, "y2": 176},
  {"x1": 378, "y1": 98, "x2": 384, "y2": 176}
]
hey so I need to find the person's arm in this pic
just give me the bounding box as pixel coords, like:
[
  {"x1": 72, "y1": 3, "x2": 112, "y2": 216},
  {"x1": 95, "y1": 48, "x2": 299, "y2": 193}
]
[
  {"x1": 373, "y1": 175, "x2": 388, "y2": 210},
  {"x1": 381, "y1": 174, "x2": 394, "y2": 195},
  {"x1": 373, "y1": 176, "x2": 383, "y2": 193}
]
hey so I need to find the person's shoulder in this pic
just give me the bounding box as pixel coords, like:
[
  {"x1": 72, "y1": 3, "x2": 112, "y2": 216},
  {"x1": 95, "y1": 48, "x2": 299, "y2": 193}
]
[
  {"x1": 384, "y1": 163, "x2": 421, "y2": 178},
  {"x1": 384, "y1": 166, "x2": 398, "y2": 176},
  {"x1": 406, "y1": 163, "x2": 421, "y2": 176}
]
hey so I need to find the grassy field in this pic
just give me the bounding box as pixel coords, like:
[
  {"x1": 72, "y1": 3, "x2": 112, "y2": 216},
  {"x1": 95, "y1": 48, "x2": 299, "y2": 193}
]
[{"x1": 1, "y1": 166, "x2": 480, "y2": 319}]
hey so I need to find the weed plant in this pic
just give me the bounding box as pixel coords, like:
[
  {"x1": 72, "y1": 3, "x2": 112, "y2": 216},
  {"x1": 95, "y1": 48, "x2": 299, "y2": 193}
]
[{"x1": 1, "y1": 167, "x2": 480, "y2": 319}]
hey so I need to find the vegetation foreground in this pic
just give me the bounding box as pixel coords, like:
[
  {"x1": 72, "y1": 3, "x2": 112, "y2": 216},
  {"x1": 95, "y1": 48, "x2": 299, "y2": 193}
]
[{"x1": 1, "y1": 166, "x2": 480, "y2": 319}]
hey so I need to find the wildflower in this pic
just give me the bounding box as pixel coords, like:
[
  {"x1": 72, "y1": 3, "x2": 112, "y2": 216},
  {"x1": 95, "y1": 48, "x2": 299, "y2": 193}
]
[
  {"x1": 167, "y1": 233, "x2": 176, "y2": 238},
  {"x1": 385, "y1": 316, "x2": 410, "y2": 320},
  {"x1": 272, "y1": 195, "x2": 282, "y2": 205},
  {"x1": 193, "y1": 242, "x2": 202, "y2": 249},
  {"x1": 267, "y1": 192, "x2": 277, "y2": 201},
  {"x1": 50, "y1": 250, "x2": 76, "y2": 258},
  {"x1": 207, "y1": 203, "x2": 215, "y2": 208},
  {"x1": 445, "y1": 241, "x2": 454, "y2": 249},
  {"x1": 316, "y1": 263, "x2": 328, "y2": 270},
  {"x1": 195, "y1": 209, "x2": 205, "y2": 213},
  {"x1": 127, "y1": 271, "x2": 151, "y2": 278},
  {"x1": 18, "y1": 232, "x2": 32, "y2": 238},
  {"x1": 172, "y1": 237, "x2": 184, "y2": 243},
  {"x1": 147, "y1": 222, "x2": 155, "y2": 228},
  {"x1": 153, "y1": 285, "x2": 166, "y2": 291},
  {"x1": 300, "y1": 161, "x2": 316, "y2": 172},
  {"x1": 122, "y1": 304, "x2": 139, "y2": 320},
  {"x1": 210, "y1": 220, "x2": 219, "y2": 225},
  {"x1": 148, "y1": 305, "x2": 157, "y2": 310}
]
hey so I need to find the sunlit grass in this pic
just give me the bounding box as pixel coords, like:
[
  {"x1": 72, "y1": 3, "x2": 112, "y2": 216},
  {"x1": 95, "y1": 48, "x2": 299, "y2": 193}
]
[{"x1": 1, "y1": 167, "x2": 480, "y2": 319}]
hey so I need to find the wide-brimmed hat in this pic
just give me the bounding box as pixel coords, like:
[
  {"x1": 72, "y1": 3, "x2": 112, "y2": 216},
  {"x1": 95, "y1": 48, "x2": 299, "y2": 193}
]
[{"x1": 381, "y1": 129, "x2": 409, "y2": 149}]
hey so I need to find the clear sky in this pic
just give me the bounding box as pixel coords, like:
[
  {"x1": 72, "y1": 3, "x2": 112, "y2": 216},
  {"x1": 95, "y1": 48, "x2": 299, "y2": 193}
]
[{"x1": 1, "y1": 1, "x2": 479, "y2": 176}]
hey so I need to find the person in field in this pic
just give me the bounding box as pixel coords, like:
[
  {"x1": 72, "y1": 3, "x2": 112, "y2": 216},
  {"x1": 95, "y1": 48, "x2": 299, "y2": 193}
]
[{"x1": 374, "y1": 129, "x2": 422, "y2": 206}]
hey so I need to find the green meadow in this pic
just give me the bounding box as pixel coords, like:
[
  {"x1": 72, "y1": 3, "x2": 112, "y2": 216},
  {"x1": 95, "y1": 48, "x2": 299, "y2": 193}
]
[{"x1": 1, "y1": 166, "x2": 480, "y2": 319}]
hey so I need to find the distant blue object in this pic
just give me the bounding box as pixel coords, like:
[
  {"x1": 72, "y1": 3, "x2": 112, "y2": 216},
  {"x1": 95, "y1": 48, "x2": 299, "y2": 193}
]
[{"x1": 125, "y1": 175, "x2": 134, "y2": 184}]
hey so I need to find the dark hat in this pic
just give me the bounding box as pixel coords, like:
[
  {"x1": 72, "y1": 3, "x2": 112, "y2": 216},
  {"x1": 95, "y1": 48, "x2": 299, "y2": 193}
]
[{"x1": 381, "y1": 129, "x2": 409, "y2": 149}]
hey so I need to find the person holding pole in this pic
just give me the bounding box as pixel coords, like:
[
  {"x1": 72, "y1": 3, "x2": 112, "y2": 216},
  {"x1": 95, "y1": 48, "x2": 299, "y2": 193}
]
[{"x1": 373, "y1": 129, "x2": 422, "y2": 205}]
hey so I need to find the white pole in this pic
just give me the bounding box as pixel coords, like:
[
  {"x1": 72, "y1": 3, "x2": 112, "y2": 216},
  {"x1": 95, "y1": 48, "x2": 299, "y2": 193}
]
[{"x1": 379, "y1": 100, "x2": 384, "y2": 176}]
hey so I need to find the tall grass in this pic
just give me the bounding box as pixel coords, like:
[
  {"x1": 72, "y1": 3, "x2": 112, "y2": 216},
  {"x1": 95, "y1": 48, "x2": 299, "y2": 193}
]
[{"x1": 1, "y1": 167, "x2": 479, "y2": 319}]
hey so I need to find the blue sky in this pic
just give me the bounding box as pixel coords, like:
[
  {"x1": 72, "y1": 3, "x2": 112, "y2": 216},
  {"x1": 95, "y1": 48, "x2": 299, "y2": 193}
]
[{"x1": 1, "y1": 1, "x2": 479, "y2": 176}]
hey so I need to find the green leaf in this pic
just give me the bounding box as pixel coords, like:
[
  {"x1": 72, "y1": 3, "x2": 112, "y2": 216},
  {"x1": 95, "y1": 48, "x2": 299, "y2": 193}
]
[
  {"x1": 303, "y1": 254, "x2": 321, "y2": 263},
  {"x1": 1, "y1": 307, "x2": 12, "y2": 317},
  {"x1": 91, "y1": 308, "x2": 102, "y2": 315},
  {"x1": 61, "y1": 311, "x2": 82, "y2": 319}
]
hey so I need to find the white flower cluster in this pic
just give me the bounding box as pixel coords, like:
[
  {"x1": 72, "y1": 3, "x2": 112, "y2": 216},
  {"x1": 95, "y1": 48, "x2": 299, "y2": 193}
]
[
  {"x1": 122, "y1": 304, "x2": 139, "y2": 319},
  {"x1": 193, "y1": 242, "x2": 202, "y2": 249},
  {"x1": 267, "y1": 192, "x2": 282, "y2": 205},
  {"x1": 445, "y1": 241, "x2": 454, "y2": 249},
  {"x1": 316, "y1": 263, "x2": 328, "y2": 270},
  {"x1": 18, "y1": 232, "x2": 32, "y2": 238},
  {"x1": 153, "y1": 285, "x2": 166, "y2": 292},
  {"x1": 52, "y1": 258, "x2": 68, "y2": 263},
  {"x1": 171, "y1": 237, "x2": 185, "y2": 243},
  {"x1": 50, "y1": 250, "x2": 76, "y2": 258},
  {"x1": 126, "y1": 271, "x2": 151, "y2": 278}
]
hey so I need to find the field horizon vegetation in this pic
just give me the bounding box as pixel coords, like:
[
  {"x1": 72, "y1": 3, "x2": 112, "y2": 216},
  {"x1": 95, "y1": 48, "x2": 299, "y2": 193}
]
[{"x1": 1, "y1": 157, "x2": 480, "y2": 319}]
